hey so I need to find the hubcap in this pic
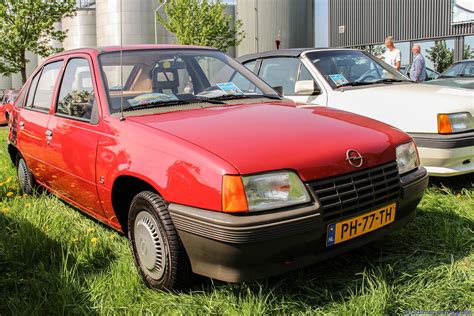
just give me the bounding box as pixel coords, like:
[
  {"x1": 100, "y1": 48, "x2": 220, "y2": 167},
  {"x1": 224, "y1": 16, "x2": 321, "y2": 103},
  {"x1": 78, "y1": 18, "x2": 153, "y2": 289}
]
[
  {"x1": 18, "y1": 159, "x2": 28, "y2": 191},
  {"x1": 133, "y1": 211, "x2": 166, "y2": 280}
]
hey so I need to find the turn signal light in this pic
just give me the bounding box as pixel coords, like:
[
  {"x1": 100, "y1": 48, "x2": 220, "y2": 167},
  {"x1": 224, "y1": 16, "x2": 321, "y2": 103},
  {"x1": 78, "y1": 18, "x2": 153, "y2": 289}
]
[
  {"x1": 437, "y1": 114, "x2": 452, "y2": 134},
  {"x1": 222, "y1": 175, "x2": 248, "y2": 213}
]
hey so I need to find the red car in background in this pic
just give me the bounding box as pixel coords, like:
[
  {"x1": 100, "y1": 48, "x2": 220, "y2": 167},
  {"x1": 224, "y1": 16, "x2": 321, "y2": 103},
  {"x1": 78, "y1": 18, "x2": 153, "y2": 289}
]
[
  {"x1": 1, "y1": 89, "x2": 19, "y2": 125},
  {"x1": 8, "y1": 45, "x2": 428, "y2": 291}
]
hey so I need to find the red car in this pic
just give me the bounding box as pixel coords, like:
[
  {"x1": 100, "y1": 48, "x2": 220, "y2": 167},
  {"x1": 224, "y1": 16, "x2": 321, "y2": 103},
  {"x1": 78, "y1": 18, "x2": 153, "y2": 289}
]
[
  {"x1": 8, "y1": 45, "x2": 428, "y2": 290},
  {"x1": 1, "y1": 89, "x2": 19, "y2": 125}
]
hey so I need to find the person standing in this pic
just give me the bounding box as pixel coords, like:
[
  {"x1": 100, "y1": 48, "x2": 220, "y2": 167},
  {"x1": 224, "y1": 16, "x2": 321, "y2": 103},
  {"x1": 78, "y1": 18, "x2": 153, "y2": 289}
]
[
  {"x1": 410, "y1": 44, "x2": 427, "y2": 82},
  {"x1": 381, "y1": 36, "x2": 401, "y2": 70}
]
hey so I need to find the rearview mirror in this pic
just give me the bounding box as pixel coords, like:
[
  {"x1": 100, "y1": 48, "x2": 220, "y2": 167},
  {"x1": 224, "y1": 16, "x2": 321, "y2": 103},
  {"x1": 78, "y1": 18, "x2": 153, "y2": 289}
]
[{"x1": 295, "y1": 80, "x2": 321, "y2": 96}]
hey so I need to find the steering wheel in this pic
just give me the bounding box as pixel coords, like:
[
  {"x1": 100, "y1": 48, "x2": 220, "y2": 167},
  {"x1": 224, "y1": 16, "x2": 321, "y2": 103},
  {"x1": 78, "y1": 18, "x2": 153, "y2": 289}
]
[{"x1": 356, "y1": 69, "x2": 379, "y2": 82}]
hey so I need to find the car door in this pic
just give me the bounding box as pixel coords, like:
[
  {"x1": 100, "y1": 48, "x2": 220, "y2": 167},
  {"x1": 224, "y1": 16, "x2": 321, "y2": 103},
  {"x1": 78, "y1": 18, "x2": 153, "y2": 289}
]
[
  {"x1": 16, "y1": 60, "x2": 63, "y2": 183},
  {"x1": 252, "y1": 57, "x2": 326, "y2": 105},
  {"x1": 43, "y1": 55, "x2": 104, "y2": 216}
]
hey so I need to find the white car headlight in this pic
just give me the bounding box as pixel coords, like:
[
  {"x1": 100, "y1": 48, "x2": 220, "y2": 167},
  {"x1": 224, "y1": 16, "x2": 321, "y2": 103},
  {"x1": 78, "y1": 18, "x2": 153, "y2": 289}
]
[
  {"x1": 438, "y1": 112, "x2": 474, "y2": 134},
  {"x1": 242, "y1": 171, "x2": 311, "y2": 212},
  {"x1": 396, "y1": 141, "x2": 419, "y2": 175}
]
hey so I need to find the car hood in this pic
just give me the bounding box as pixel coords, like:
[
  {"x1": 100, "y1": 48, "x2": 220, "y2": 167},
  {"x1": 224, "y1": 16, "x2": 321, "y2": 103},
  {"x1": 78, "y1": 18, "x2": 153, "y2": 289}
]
[
  {"x1": 127, "y1": 102, "x2": 410, "y2": 181},
  {"x1": 327, "y1": 83, "x2": 474, "y2": 133}
]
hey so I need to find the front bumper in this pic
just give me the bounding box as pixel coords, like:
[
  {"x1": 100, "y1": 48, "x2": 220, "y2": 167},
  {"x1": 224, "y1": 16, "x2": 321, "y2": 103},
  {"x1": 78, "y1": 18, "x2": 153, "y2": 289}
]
[
  {"x1": 412, "y1": 132, "x2": 474, "y2": 177},
  {"x1": 168, "y1": 167, "x2": 428, "y2": 283}
]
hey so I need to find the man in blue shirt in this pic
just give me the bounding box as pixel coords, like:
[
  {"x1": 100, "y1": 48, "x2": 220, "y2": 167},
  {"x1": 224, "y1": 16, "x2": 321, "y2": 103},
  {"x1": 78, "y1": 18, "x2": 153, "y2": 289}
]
[{"x1": 410, "y1": 44, "x2": 427, "y2": 82}]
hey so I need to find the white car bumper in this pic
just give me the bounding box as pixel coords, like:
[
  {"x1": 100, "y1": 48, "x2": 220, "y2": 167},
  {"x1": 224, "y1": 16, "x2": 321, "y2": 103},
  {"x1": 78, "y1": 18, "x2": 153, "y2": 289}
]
[{"x1": 412, "y1": 132, "x2": 474, "y2": 177}]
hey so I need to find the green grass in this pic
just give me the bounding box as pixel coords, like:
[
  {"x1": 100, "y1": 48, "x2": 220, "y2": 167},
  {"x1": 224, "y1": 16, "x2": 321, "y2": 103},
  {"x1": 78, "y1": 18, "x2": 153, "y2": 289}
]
[{"x1": 0, "y1": 128, "x2": 473, "y2": 315}]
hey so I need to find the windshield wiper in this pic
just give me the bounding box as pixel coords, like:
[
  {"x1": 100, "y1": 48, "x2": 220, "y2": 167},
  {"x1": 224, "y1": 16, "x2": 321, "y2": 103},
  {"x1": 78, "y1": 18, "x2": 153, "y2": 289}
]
[
  {"x1": 198, "y1": 93, "x2": 281, "y2": 101},
  {"x1": 371, "y1": 78, "x2": 411, "y2": 84},
  {"x1": 123, "y1": 99, "x2": 224, "y2": 112},
  {"x1": 459, "y1": 74, "x2": 474, "y2": 77},
  {"x1": 340, "y1": 81, "x2": 373, "y2": 87}
]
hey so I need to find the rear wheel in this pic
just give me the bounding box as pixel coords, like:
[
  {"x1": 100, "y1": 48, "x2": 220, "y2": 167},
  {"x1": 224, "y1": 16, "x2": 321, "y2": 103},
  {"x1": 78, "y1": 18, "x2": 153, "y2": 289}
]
[
  {"x1": 128, "y1": 191, "x2": 192, "y2": 291},
  {"x1": 16, "y1": 156, "x2": 40, "y2": 195}
]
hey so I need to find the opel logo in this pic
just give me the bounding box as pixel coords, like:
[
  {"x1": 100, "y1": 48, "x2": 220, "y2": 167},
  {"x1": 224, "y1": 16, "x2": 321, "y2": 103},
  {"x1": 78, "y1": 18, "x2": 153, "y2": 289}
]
[{"x1": 346, "y1": 149, "x2": 363, "y2": 168}]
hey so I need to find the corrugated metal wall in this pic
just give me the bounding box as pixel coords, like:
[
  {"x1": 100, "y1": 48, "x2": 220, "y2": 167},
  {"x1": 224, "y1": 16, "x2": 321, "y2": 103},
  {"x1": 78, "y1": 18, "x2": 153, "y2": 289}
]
[
  {"x1": 329, "y1": 0, "x2": 474, "y2": 47},
  {"x1": 236, "y1": 0, "x2": 314, "y2": 56}
]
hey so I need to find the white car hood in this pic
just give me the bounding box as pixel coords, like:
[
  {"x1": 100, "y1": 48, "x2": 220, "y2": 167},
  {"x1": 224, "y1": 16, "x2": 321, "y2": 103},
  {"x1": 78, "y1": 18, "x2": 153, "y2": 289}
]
[{"x1": 327, "y1": 83, "x2": 474, "y2": 133}]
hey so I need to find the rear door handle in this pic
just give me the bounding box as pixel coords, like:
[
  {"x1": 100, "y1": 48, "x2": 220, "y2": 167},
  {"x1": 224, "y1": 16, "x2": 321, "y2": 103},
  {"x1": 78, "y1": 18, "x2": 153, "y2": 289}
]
[
  {"x1": 45, "y1": 130, "x2": 53, "y2": 137},
  {"x1": 19, "y1": 121, "x2": 25, "y2": 129}
]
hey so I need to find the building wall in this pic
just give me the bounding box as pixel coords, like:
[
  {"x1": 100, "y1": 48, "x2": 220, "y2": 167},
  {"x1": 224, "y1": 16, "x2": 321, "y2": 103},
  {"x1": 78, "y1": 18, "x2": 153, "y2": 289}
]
[
  {"x1": 96, "y1": 0, "x2": 157, "y2": 46},
  {"x1": 329, "y1": 0, "x2": 473, "y2": 47},
  {"x1": 236, "y1": 0, "x2": 314, "y2": 56},
  {"x1": 62, "y1": 9, "x2": 97, "y2": 50}
]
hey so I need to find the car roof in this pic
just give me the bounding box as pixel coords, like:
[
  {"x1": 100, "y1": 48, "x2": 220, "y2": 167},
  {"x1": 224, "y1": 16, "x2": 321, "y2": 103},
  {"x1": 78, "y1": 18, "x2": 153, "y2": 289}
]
[
  {"x1": 236, "y1": 47, "x2": 357, "y2": 62},
  {"x1": 46, "y1": 45, "x2": 218, "y2": 59}
]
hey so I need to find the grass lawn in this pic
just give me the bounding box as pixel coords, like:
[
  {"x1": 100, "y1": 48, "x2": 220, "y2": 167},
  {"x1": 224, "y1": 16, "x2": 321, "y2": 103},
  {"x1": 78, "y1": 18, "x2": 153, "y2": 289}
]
[{"x1": 0, "y1": 128, "x2": 472, "y2": 315}]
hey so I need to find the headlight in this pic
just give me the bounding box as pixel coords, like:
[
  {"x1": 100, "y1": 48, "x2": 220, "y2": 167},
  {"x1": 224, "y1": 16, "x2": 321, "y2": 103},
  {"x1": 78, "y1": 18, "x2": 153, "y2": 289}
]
[
  {"x1": 438, "y1": 112, "x2": 474, "y2": 134},
  {"x1": 221, "y1": 172, "x2": 311, "y2": 213},
  {"x1": 396, "y1": 141, "x2": 419, "y2": 175}
]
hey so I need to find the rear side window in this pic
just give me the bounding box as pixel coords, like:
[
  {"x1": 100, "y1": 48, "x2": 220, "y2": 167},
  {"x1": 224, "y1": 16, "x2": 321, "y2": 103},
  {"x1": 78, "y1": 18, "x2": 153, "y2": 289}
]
[
  {"x1": 26, "y1": 61, "x2": 63, "y2": 112},
  {"x1": 56, "y1": 58, "x2": 95, "y2": 121}
]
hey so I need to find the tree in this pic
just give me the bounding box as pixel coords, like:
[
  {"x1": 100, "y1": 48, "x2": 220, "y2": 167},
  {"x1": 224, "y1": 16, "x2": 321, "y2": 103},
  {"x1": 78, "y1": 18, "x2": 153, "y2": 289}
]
[
  {"x1": 426, "y1": 41, "x2": 454, "y2": 73},
  {"x1": 157, "y1": 0, "x2": 245, "y2": 52},
  {"x1": 463, "y1": 44, "x2": 474, "y2": 60},
  {"x1": 0, "y1": 0, "x2": 76, "y2": 84}
]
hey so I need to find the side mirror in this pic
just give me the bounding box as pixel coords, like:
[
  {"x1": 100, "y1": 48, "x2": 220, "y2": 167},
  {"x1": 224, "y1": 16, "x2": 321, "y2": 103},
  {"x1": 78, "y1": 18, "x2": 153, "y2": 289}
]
[
  {"x1": 295, "y1": 80, "x2": 321, "y2": 96},
  {"x1": 272, "y1": 86, "x2": 284, "y2": 96}
]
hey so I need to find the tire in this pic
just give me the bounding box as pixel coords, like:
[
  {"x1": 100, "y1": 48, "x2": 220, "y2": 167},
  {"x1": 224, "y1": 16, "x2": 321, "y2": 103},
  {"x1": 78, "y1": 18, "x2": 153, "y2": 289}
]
[
  {"x1": 128, "y1": 191, "x2": 192, "y2": 291},
  {"x1": 16, "y1": 156, "x2": 40, "y2": 195}
]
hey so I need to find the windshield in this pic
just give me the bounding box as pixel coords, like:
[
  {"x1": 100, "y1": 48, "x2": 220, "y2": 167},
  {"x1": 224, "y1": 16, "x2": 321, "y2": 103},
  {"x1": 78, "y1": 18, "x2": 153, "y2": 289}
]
[
  {"x1": 440, "y1": 61, "x2": 474, "y2": 78},
  {"x1": 99, "y1": 49, "x2": 280, "y2": 113},
  {"x1": 305, "y1": 50, "x2": 410, "y2": 89}
]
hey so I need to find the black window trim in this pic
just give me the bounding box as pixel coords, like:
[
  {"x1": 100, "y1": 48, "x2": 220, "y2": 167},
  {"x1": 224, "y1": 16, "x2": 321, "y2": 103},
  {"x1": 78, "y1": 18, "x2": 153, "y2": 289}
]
[{"x1": 54, "y1": 56, "x2": 98, "y2": 125}]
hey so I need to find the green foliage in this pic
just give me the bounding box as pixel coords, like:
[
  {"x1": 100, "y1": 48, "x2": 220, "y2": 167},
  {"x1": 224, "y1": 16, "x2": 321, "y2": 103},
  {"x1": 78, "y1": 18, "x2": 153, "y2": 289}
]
[
  {"x1": 426, "y1": 41, "x2": 454, "y2": 73},
  {"x1": 157, "y1": 0, "x2": 245, "y2": 52},
  {"x1": 0, "y1": 128, "x2": 472, "y2": 314},
  {"x1": 0, "y1": 0, "x2": 76, "y2": 83},
  {"x1": 463, "y1": 44, "x2": 474, "y2": 60}
]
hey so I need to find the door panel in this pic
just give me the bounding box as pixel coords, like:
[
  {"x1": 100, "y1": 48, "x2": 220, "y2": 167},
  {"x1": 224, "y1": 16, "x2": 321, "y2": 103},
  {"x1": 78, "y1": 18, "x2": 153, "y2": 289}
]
[
  {"x1": 43, "y1": 57, "x2": 103, "y2": 215},
  {"x1": 17, "y1": 61, "x2": 63, "y2": 181}
]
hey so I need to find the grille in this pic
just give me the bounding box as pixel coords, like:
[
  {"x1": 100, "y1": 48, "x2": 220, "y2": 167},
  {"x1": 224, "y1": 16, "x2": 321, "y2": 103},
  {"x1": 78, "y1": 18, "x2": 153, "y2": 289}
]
[{"x1": 309, "y1": 161, "x2": 400, "y2": 222}]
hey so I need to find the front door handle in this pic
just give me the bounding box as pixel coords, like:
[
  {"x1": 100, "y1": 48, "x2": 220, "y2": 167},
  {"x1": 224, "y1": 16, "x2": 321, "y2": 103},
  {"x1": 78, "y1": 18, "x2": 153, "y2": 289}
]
[
  {"x1": 45, "y1": 130, "x2": 53, "y2": 137},
  {"x1": 19, "y1": 121, "x2": 25, "y2": 129}
]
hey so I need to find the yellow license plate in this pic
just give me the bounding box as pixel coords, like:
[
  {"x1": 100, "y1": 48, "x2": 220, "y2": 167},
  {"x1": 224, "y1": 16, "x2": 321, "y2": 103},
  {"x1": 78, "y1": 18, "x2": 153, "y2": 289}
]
[{"x1": 326, "y1": 203, "x2": 396, "y2": 247}]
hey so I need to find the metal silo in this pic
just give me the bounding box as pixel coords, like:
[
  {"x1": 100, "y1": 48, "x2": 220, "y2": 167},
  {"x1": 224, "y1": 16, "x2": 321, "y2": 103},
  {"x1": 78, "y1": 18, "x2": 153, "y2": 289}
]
[
  {"x1": 235, "y1": 0, "x2": 314, "y2": 56},
  {"x1": 62, "y1": 9, "x2": 97, "y2": 50},
  {"x1": 0, "y1": 75, "x2": 12, "y2": 91},
  {"x1": 96, "y1": 0, "x2": 157, "y2": 46}
]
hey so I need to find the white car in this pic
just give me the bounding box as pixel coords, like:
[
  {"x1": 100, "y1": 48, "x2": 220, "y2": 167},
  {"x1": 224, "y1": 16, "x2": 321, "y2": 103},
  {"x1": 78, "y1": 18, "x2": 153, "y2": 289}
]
[{"x1": 238, "y1": 49, "x2": 474, "y2": 177}]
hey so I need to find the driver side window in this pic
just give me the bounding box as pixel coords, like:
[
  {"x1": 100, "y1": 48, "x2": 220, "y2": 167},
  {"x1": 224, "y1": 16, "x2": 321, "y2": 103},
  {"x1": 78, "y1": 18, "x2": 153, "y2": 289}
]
[{"x1": 56, "y1": 58, "x2": 96, "y2": 122}]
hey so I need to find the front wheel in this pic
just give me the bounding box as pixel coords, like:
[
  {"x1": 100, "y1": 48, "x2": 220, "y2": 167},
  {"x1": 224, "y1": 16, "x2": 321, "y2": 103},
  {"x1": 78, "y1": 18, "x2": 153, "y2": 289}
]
[{"x1": 128, "y1": 191, "x2": 192, "y2": 291}]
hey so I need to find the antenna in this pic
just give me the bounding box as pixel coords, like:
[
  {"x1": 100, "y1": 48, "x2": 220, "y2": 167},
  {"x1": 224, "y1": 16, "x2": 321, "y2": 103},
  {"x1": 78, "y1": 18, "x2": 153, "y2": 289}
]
[{"x1": 119, "y1": 0, "x2": 125, "y2": 121}]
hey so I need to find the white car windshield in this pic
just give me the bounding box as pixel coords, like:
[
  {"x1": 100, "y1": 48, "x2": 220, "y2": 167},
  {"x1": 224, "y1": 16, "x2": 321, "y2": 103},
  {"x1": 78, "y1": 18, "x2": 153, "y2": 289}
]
[
  {"x1": 99, "y1": 49, "x2": 280, "y2": 113},
  {"x1": 305, "y1": 50, "x2": 410, "y2": 89}
]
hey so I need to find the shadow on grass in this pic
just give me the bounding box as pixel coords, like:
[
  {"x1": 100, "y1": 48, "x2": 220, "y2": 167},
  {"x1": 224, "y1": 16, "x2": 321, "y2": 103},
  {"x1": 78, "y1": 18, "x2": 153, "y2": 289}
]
[
  {"x1": 197, "y1": 205, "x2": 473, "y2": 312},
  {"x1": 429, "y1": 173, "x2": 474, "y2": 192},
  {"x1": 0, "y1": 214, "x2": 115, "y2": 315}
]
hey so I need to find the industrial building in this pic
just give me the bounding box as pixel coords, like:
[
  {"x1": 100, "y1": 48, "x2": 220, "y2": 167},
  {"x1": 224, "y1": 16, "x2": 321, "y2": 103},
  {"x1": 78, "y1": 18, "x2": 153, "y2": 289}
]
[{"x1": 1, "y1": 0, "x2": 473, "y2": 90}]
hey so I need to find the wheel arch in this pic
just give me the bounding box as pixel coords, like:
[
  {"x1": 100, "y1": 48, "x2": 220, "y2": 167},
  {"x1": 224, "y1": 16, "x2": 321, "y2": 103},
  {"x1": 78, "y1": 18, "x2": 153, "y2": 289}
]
[{"x1": 111, "y1": 174, "x2": 161, "y2": 234}]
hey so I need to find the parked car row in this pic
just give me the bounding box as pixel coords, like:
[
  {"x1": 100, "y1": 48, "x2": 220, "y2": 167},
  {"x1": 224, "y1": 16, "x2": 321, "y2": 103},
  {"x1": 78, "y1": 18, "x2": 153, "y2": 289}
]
[
  {"x1": 426, "y1": 59, "x2": 474, "y2": 90},
  {"x1": 5, "y1": 45, "x2": 470, "y2": 291},
  {"x1": 0, "y1": 89, "x2": 19, "y2": 125},
  {"x1": 238, "y1": 48, "x2": 473, "y2": 177}
]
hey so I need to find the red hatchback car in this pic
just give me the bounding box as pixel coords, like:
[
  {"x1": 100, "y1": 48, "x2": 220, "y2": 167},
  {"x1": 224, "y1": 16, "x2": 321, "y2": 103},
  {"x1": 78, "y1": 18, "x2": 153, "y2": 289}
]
[
  {"x1": 8, "y1": 45, "x2": 428, "y2": 290},
  {"x1": 1, "y1": 89, "x2": 19, "y2": 125}
]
